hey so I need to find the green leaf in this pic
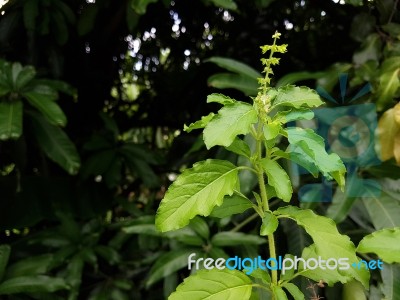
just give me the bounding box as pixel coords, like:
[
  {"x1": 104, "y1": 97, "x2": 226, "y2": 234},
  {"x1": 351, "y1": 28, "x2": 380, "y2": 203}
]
[
  {"x1": 282, "y1": 283, "x2": 305, "y2": 300},
  {"x1": 0, "y1": 275, "x2": 68, "y2": 295},
  {"x1": 357, "y1": 227, "x2": 400, "y2": 263},
  {"x1": 207, "y1": 93, "x2": 236, "y2": 105},
  {"x1": 272, "y1": 285, "x2": 288, "y2": 300},
  {"x1": 263, "y1": 122, "x2": 281, "y2": 140},
  {"x1": 286, "y1": 127, "x2": 346, "y2": 187},
  {"x1": 208, "y1": 73, "x2": 258, "y2": 96},
  {"x1": 208, "y1": 0, "x2": 238, "y2": 10},
  {"x1": 189, "y1": 217, "x2": 210, "y2": 240},
  {"x1": 5, "y1": 254, "x2": 53, "y2": 278},
  {"x1": 147, "y1": 249, "x2": 197, "y2": 287},
  {"x1": 210, "y1": 193, "x2": 253, "y2": 218},
  {"x1": 281, "y1": 219, "x2": 311, "y2": 257},
  {"x1": 272, "y1": 86, "x2": 324, "y2": 109},
  {"x1": 10, "y1": 63, "x2": 22, "y2": 87},
  {"x1": 273, "y1": 109, "x2": 314, "y2": 123},
  {"x1": 260, "y1": 211, "x2": 278, "y2": 236},
  {"x1": 362, "y1": 193, "x2": 400, "y2": 229},
  {"x1": 299, "y1": 245, "x2": 349, "y2": 286},
  {"x1": 211, "y1": 232, "x2": 266, "y2": 246},
  {"x1": 0, "y1": 101, "x2": 23, "y2": 140},
  {"x1": 353, "y1": 34, "x2": 382, "y2": 65},
  {"x1": 225, "y1": 137, "x2": 251, "y2": 158},
  {"x1": 206, "y1": 57, "x2": 261, "y2": 79},
  {"x1": 156, "y1": 159, "x2": 238, "y2": 232},
  {"x1": 120, "y1": 144, "x2": 159, "y2": 187},
  {"x1": 0, "y1": 84, "x2": 10, "y2": 97},
  {"x1": 343, "y1": 280, "x2": 366, "y2": 300},
  {"x1": 80, "y1": 150, "x2": 116, "y2": 180},
  {"x1": 381, "y1": 263, "x2": 400, "y2": 300},
  {"x1": 123, "y1": 224, "x2": 160, "y2": 236},
  {"x1": 131, "y1": 0, "x2": 158, "y2": 14},
  {"x1": 276, "y1": 71, "x2": 325, "y2": 88},
  {"x1": 184, "y1": 113, "x2": 215, "y2": 133},
  {"x1": 326, "y1": 173, "x2": 370, "y2": 223},
  {"x1": 94, "y1": 245, "x2": 121, "y2": 265},
  {"x1": 24, "y1": 91, "x2": 67, "y2": 126},
  {"x1": 276, "y1": 206, "x2": 370, "y2": 288},
  {"x1": 0, "y1": 245, "x2": 10, "y2": 282},
  {"x1": 169, "y1": 269, "x2": 252, "y2": 300},
  {"x1": 23, "y1": 0, "x2": 39, "y2": 31},
  {"x1": 33, "y1": 79, "x2": 77, "y2": 97},
  {"x1": 15, "y1": 65, "x2": 36, "y2": 90},
  {"x1": 29, "y1": 112, "x2": 80, "y2": 175},
  {"x1": 376, "y1": 69, "x2": 400, "y2": 111},
  {"x1": 260, "y1": 158, "x2": 292, "y2": 202}
]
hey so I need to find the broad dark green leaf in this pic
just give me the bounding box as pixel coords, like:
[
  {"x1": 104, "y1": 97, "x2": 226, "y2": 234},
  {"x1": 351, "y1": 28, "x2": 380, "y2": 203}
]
[
  {"x1": 287, "y1": 127, "x2": 346, "y2": 188},
  {"x1": 276, "y1": 206, "x2": 369, "y2": 288},
  {"x1": 260, "y1": 158, "x2": 292, "y2": 202},
  {"x1": 0, "y1": 275, "x2": 68, "y2": 295},
  {"x1": 131, "y1": 0, "x2": 158, "y2": 14},
  {"x1": 206, "y1": 57, "x2": 261, "y2": 79},
  {"x1": 210, "y1": 193, "x2": 253, "y2": 218},
  {"x1": 381, "y1": 263, "x2": 400, "y2": 300},
  {"x1": 211, "y1": 232, "x2": 266, "y2": 246},
  {"x1": 189, "y1": 217, "x2": 210, "y2": 240},
  {"x1": 272, "y1": 86, "x2": 324, "y2": 109},
  {"x1": 362, "y1": 193, "x2": 400, "y2": 229},
  {"x1": 24, "y1": 91, "x2": 67, "y2": 126},
  {"x1": 5, "y1": 254, "x2": 53, "y2": 279},
  {"x1": 281, "y1": 219, "x2": 311, "y2": 257},
  {"x1": 276, "y1": 71, "x2": 325, "y2": 88},
  {"x1": 0, "y1": 101, "x2": 23, "y2": 140},
  {"x1": 353, "y1": 33, "x2": 382, "y2": 65},
  {"x1": 357, "y1": 227, "x2": 400, "y2": 263},
  {"x1": 0, "y1": 245, "x2": 10, "y2": 282},
  {"x1": 169, "y1": 269, "x2": 253, "y2": 300},
  {"x1": 147, "y1": 249, "x2": 197, "y2": 287},
  {"x1": 33, "y1": 79, "x2": 77, "y2": 97},
  {"x1": 29, "y1": 112, "x2": 80, "y2": 174},
  {"x1": 208, "y1": 73, "x2": 258, "y2": 96},
  {"x1": 80, "y1": 149, "x2": 116, "y2": 181},
  {"x1": 66, "y1": 254, "x2": 84, "y2": 299},
  {"x1": 260, "y1": 211, "x2": 278, "y2": 236},
  {"x1": 327, "y1": 177, "x2": 381, "y2": 222},
  {"x1": 208, "y1": 0, "x2": 238, "y2": 10},
  {"x1": 15, "y1": 65, "x2": 35, "y2": 90},
  {"x1": 123, "y1": 224, "x2": 160, "y2": 236},
  {"x1": 156, "y1": 159, "x2": 238, "y2": 232},
  {"x1": 94, "y1": 245, "x2": 121, "y2": 265}
]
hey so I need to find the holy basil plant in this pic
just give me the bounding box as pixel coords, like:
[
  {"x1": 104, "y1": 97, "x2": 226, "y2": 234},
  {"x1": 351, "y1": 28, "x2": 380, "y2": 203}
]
[{"x1": 155, "y1": 32, "x2": 369, "y2": 299}]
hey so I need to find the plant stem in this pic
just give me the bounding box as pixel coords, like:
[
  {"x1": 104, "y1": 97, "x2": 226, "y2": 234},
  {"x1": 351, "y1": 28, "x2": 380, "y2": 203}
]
[
  {"x1": 255, "y1": 123, "x2": 278, "y2": 285},
  {"x1": 230, "y1": 213, "x2": 259, "y2": 232}
]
